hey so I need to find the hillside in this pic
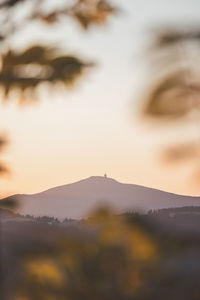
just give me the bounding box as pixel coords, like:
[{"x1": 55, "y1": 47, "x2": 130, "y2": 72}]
[{"x1": 2, "y1": 176, "x2": 200, "y2": 219}]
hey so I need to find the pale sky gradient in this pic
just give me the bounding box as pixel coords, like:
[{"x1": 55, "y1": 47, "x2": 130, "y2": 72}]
[{"x1": 1, "y1": 0, "x2": 200, "y2": 197}]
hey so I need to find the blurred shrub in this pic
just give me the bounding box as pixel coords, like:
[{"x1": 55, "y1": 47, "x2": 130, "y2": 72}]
[
  {"x1": 4, "y1": 207, "x2": 200, "y2": 300},
  {"x1": 12, "y1": 208, "x2": 158, "y2": 300}
]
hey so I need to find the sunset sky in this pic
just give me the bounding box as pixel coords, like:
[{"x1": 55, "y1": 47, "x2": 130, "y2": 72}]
[{"x1": 0, "y1": 0, "x2": 200, "y2": 197}]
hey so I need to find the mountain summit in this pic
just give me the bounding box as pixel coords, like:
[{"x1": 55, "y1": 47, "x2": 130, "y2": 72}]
[{"x1": 4, "y1": 176, "x2": 200, "y2": 219}]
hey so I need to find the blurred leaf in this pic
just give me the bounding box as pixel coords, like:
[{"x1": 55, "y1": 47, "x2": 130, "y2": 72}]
[
  {"x1": 36, "y1": 0, "x2": 117, "y2": 28},
  {"x1": 0, "y1": 162, "x2": 7, "y2": 174},
  {"x1": 0, "y1": 136, "x2": 8, "y2": 174},
  {"x1": 143, "y1": 70, "x2": 200, "y2": 119},
  {"x1": 0, "y1": 0, "x2": 24, "y2": 9},
  {"x1": 70, "y1": 0, "x2": 117, "y2": 29},
  {"x1": 155, "y1": 29, "x2": 200, "y2": 48},
  {"x1": 162, "y1": 143, "x2": 199, "y2": 164},
  {"x1": 0, "y1": 136, "x2": 6, "y2": 151},
  {"x1": 0, "y1": 45, "x2": 93, "y2": 99},
  {"x1": 142, "y1": 29, "x2": 200, "y2": 121}
]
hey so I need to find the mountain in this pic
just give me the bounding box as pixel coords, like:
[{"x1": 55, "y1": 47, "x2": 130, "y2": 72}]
[{"x1": 3, "y1": 176, "x2": 200, "y2": 219}]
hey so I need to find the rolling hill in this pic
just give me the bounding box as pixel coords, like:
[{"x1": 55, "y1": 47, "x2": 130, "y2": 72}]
[{"x1": 2, "y1": 176, "x2": 200, "y2": 219}]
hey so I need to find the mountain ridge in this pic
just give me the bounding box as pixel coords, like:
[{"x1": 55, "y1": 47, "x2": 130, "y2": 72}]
[{"x1": 2, "y1": 176, "x2": 200, "y2": 219}]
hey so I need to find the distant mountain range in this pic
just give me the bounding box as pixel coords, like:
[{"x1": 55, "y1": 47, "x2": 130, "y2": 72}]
[{"x1": 2, "y1": 176, "x2": 200, "y2": 219}]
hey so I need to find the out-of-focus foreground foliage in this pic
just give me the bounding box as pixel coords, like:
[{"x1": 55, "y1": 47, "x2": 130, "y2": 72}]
[
  {"x1": 0, "y1": 46, "x2": 92, "y2": 100},
  {"x1": 140, "y1": 28, "x2": 200, "y2": 180},
  {"x1": 12, "y1": 209, "x2": 157, "y2": 300},
  {"x1": 0, "y1": 0, "x2": 117, "y2": 100},
  {"x1": 143, "y1": 29, "x2": 200, "y2": 120},
  {"x1": 2, "y1": 207, "x2": 200, "y2": 300},
  {"x1": 0, "y1": 137, "x2": 7, "y2": 175}
]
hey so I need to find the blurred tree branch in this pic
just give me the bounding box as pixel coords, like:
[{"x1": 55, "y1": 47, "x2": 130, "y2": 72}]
[
  {"x1": 143, "y1": 29, "x2": 200, "y2": 121},
  {"x1": 0, "y1": 46, "x2": 93, "y2": 98},
  {"x1": 0, "y1": 0, "x2": 117, "y2": 99},
  {"x1": 140, "y1": 28, "x2": 200, "y2": 176},
  {"x1": 0, "y1": 0, "x2": 117, "y2": 38}
]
